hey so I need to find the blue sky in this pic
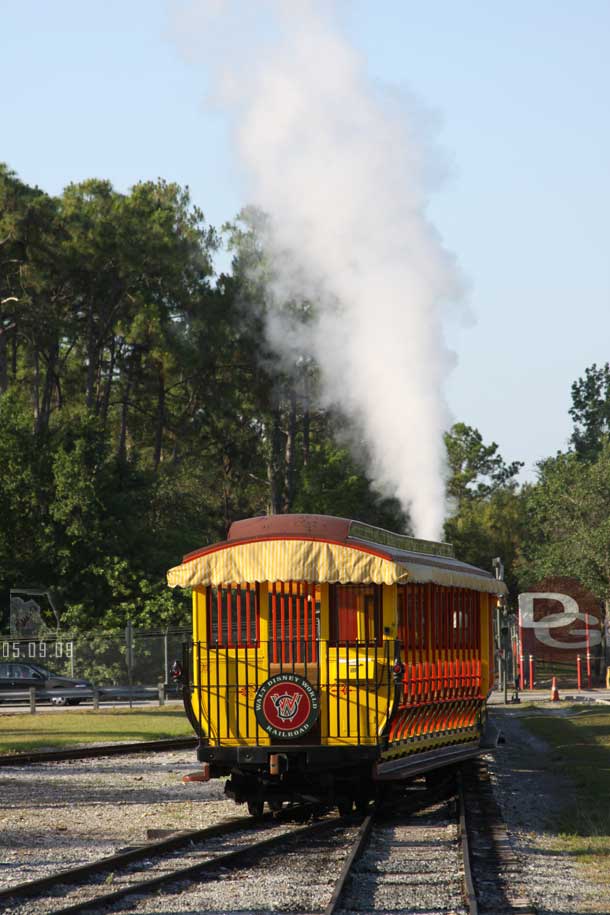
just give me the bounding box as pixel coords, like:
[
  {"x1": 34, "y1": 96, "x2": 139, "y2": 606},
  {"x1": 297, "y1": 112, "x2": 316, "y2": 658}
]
[{"x1": 2, "y1": 1, "x2": 609, "y2": 480}]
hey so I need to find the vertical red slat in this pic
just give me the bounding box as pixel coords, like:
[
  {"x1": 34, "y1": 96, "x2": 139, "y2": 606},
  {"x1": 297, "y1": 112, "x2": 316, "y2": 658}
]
[
  {"x1": 311, "y1": 585, "x2": 317, "y2": 662},
  {"x1": 423, "y1": 584, "x2": 429, "y2": 661},
  {"x1": 272, "y1": 583, "x2": 278, "y2": 663},
  {"x1": 288, "y1": 582, "x2": 294, "y2": 663},
  {"x1": 448, "y1": 588, "x2": 456, "y2": 662},
  {"x1": 236, "y1": 586, "x2": 242, "y2": 647},
  {"x1": 217, "y1": 587, "x2": 223, "y2": 646},
  {"x1": 461, "y1": 588, "x2": 468, "y2": 660},
  {"x1": 406, "y1": 587, "x2": 411, "y2": 657},
  {"x1": 462, "y1": 588, "x2": 468, "y2": 660},
  {"x1": 471, "y1": 591, "x2": 477, "y2": 659},
  {"x1": 437, "y1": 588, "x2": 442, "y2": 659},
  {"x1": 427, "y1": 585, "x2": 435, "y2": 669},
  {"x1": 469, "y1": 591, "x2": 474, "y2": 660},
  {"x1": 280, "y1": 582, "x2": 286, "y2": 663},
  {"x1": 296, "y1": 582, "x2": 302, "y2": 663},
  {"x1": 304, "y1": 581, "x2": 309, "y2": 660},
  {"x1": 227, "y1": 584, "x2": 233, "y2": 647},
  {"x1": 245, "y1": 585, "x2": 251, "y2": 647}
]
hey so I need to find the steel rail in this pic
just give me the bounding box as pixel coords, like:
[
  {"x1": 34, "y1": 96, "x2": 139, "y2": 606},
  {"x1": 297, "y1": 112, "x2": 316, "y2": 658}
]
[
  {"x1": 0, "y1": 736, "x2": 196, "y2": 766},
  {"x1": 460, "y1": 761, "x2": 538, "y2": 915},
  {"x1": 0, "y1": 805, "x2": 313, "y2": 904},
  {"x1": 323, "y1": 807, "x2": 375, "y2": 915},
  {"x1": 457, "y1": 771, "x2": 478, "y2": 915},
  {"x1": 44, "y1": 815, "x2": 344, "y2": 915}
]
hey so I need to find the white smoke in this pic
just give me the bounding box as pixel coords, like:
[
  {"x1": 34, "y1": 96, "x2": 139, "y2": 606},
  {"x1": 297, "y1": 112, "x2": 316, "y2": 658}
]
[{"x1": 174, "y1": 0, "x2": 464, "y2": 539}]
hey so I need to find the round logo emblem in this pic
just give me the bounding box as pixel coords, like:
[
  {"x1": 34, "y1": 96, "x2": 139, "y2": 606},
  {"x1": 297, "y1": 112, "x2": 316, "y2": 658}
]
[{"x1": 254, "y1": 674, "x2": 319, "y2": 739}]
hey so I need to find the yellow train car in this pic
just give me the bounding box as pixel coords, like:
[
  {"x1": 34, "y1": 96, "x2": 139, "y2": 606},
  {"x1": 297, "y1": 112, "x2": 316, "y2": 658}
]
[{"x1": 168, "y1": 514, "x2": 505, "y2": 814}]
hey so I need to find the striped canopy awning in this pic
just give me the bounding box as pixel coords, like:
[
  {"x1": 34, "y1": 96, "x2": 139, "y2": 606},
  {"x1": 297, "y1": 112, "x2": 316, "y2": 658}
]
[{"x1": 166, "y1": 537, "x2": 507, "y2": 594}]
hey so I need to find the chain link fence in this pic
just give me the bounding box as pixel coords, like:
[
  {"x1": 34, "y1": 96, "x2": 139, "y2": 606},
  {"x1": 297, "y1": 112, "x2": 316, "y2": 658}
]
[{"x1": 0, "y1": 628, "x2": 189, "y2": 687}]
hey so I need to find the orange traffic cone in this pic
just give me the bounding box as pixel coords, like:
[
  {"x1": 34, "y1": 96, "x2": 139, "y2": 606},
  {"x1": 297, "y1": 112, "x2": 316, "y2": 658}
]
[{"x1": 551, "y1": 676, "x2": 560, "y2": 701}]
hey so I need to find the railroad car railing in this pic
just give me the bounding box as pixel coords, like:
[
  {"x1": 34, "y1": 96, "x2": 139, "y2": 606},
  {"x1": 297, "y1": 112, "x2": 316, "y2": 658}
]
[
  {"x1": 183, "y1": 638, "x2": 394, "y2": 746},
  {"x1": 388, "y1": 658, "x2": 483, "y2": 746}
]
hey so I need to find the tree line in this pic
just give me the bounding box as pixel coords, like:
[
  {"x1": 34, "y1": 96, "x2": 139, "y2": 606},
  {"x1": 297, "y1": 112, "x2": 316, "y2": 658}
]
[{"x1": 1, "y1": 164, "x2": 608, "y2": 630}]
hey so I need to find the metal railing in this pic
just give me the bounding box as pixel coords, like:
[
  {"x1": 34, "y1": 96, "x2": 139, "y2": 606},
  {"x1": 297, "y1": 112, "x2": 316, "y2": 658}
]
[{"x1": 185, "y1": 638, "x2": 394, "y2": 746}]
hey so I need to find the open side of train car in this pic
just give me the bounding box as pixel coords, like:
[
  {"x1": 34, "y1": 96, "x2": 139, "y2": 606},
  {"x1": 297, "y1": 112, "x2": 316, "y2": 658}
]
[{"x1": 167, "y1": 514, "x2": 506, "y2": 814}]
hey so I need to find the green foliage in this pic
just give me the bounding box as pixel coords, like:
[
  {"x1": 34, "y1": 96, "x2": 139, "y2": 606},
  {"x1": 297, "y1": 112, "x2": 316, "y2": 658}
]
[
  {"x1": 444, "y1": 488, "x2": 527, "y2": 597},
  {"x1": 517, "y1": 443, "x2": 610, "y2": 599},
  {"x1": 443, "y1": 423, "x2": 525, "y2": 596},
  {"x1": 292, "y1": 414, "x2": 409, "y2": 531},
  {"x1": 445, "y1": 422, "x2": 523, "y2": 506},
  {"x1": 1, "y1": 168, "x2": 414, "y2": 631},
  {"x1": 569, "y1": 362, "x2": 610, "y2": 461},
  {"x1": 6, "y1": 162, "x2": 607, "y2": 630}
]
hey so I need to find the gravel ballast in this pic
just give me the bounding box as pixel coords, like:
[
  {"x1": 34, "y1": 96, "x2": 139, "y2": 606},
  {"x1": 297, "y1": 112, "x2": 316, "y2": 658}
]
[
  {"x1": 0, "y1": 749, "x2": 230, "y2": 892},
  {"x1": 488, "y1": 707, "x2": 609, "y2": 915}
]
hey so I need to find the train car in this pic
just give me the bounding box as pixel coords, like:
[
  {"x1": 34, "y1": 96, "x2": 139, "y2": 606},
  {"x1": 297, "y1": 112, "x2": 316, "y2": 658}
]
[{"x1": 168, "y1": 514, "x2": 506, "y2": 815}]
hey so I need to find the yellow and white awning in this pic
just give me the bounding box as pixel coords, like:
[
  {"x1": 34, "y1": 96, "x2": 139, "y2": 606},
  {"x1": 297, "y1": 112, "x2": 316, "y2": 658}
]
[{"x1": 167, "y1": 538, "x2": 507, "y2": 594}]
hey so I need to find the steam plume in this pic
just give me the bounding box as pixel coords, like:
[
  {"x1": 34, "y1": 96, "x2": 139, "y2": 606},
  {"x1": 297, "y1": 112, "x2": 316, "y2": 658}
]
[{"x1": 175, "y1": 0, "x2": 463, "y2": 538}]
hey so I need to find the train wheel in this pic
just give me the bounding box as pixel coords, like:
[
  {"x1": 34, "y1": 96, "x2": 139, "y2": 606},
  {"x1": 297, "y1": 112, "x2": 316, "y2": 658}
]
[
  {"x1": 247, "y1": 798, "x2": 264, "y2": 817},
  {"x1": 268, "y1": 799, "x2": 283, "y2": 813}
]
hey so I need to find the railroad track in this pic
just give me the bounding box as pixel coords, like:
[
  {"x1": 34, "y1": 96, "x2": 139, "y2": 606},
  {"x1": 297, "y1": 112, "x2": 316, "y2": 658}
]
[
  {"x1": 325, "y1": 778, "x2": 467, "y2": 914},
  {"x1": 459, "y1": 759, "x2": 538, "y2": 915},
  {"x1": 2, "y1": 764, "x2": 537, "y2": 915},
  {"x1": 324, "y1": 762, "x2": 538, "y2": 915},
  {"x1": 0, "y1": 737, "x2": 196, "y2": 766},
  {"x1": 0, "y1": 805, "x2": 340, "y2": 915}
]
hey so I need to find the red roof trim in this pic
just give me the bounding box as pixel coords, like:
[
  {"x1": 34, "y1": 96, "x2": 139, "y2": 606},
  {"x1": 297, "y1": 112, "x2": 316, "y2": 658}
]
[{"x1": 181, "y1": 535, "x2": 394, "y2": 566}]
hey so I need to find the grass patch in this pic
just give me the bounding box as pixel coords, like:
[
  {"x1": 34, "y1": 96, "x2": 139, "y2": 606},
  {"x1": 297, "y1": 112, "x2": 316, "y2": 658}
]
[
  {"x1": 519, "y1": 705, "x2": 610, "y2": 881},
  {"x1": 0, "y1": 707, "x2": 193, "y2": 753}
]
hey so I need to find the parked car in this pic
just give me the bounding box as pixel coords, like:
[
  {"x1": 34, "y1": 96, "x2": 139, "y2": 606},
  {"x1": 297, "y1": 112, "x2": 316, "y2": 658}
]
[{"x1": 0, "y1": 661, "x2": 92, "y2": 705}]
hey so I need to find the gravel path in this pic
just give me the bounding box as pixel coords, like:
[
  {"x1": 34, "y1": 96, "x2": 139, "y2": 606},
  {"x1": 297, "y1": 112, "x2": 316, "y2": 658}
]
[
  {"x1": 0, "y1": 749, "x2": 231, "y2": 892},
  {"x1": 487, "y1": 707, "x2": 608, "y2": 915}
]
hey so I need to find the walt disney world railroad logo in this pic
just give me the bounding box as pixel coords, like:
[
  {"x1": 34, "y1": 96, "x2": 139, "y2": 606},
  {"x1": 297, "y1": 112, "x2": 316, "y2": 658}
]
[{"x1": 254, "y1": 673, "x2": 319, "y2": 739}]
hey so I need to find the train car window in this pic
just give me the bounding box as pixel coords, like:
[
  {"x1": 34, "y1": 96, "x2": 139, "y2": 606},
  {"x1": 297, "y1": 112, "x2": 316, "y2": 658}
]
[
  {"x1": 207, "y1": 584, "x2": 259, "y2": 647},
  {"x1": 330, "y1": 584, "x2": 381, "y2": 645},
  {"x1": 397, "y1": 584, "x2": 420, "y2": 653},
  {"x1": 268, "y1": 581, "x2": 319, "y2": 664}
]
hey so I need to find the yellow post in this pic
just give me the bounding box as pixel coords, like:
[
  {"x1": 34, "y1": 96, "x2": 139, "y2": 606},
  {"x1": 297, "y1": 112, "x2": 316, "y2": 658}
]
[{"x1": 382, "y1": 584, "x2": 396, "y2": 641}]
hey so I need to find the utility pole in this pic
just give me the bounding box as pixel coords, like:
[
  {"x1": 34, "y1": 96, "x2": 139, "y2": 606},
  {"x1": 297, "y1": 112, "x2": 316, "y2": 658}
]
[{"x1": 493, "y1": 557, "x2": 508, "y2": 703}]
